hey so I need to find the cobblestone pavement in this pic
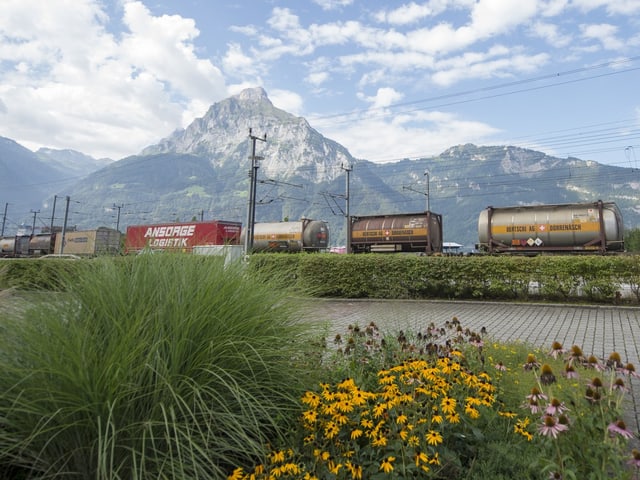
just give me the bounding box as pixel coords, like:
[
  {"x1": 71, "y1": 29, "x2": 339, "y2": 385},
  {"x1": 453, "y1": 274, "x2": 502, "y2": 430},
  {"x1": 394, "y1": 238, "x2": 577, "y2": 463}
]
[{"x1": 305, "y1": 298, "x2": 640, "y2": 433}]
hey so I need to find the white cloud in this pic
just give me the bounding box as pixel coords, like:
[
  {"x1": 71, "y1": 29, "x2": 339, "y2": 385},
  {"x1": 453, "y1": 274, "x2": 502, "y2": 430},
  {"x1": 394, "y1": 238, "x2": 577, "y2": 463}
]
[
  {"x1": 312, "y1": 0, "x2": 353, "y2": 10},
  {"x1": 530, "y1": 22, "x2": 572, "y2": 48},
  {"x1": 223, "y1": 42, "x2": 258, "y2": 77},
  {"x1": 580, "y1": 23, "x2": 624, "y2": 50},
  {"x1": 374, "y1": 2, "x2": 437, "y2": 26},
  {"x1": 572, "y1": 0, "x2": 640, "y2": 15},
  {"x1": 306, "y1": 71, "x2": 330, "y2": 86},
  {"x1": 269, "y1": 89, "x2": 304, "y2": 115},
  {"x1": 0, "y1": 0, "x2": 228, "y2": 159},
  {"x1": 316, "y1": 109, "x2": 500, "y2": 162},
  {"x1": 359, "y1": 87, "x2": 404, "y2": 108}
]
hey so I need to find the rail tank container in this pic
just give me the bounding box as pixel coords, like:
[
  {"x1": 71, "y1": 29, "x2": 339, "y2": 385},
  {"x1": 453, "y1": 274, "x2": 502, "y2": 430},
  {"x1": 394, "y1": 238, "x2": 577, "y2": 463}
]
[
  {"x1": 477, "y1": 200, "x2": 624, "y2": 253},
  {"x1": 247, "y1": 219, "x2": 329, "y2": 252},
  {"x1": 350, "y1": 211, "x2": 443, "y2": 254}
]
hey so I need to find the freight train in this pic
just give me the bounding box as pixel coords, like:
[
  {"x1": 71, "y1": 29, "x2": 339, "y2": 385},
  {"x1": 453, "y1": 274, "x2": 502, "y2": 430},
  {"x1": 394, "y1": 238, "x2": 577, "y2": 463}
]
[
  {"x1": 0, "y1": 227, "x2": 122, "y2": 257},
  {"x1": 1, "y1": 200, "x2": 625, "y2": 258}
]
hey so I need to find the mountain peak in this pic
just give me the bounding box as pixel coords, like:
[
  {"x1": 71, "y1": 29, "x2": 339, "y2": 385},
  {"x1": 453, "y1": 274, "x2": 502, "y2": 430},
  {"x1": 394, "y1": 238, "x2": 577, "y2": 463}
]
[{"x1": 234, "y1": 87, "x2": 270, "y2": 104}]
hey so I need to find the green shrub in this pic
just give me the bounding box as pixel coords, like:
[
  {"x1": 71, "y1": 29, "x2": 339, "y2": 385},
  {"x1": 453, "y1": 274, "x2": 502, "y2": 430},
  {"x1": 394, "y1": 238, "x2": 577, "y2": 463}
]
[{"x1": 0, "y1": 254, "x2": 323, "y2": 479}]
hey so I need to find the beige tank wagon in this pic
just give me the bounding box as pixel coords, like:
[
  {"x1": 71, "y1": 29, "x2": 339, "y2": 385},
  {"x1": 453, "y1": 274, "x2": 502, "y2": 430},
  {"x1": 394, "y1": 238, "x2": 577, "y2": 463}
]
[{"x1": 477, "y1": 200, "x2": 624, "y2": 254}]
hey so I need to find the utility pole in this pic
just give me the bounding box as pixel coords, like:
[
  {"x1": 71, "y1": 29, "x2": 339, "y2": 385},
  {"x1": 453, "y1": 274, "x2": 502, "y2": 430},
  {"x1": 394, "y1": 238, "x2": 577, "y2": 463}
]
[
  {"x1": 1, "y1": 202, "x2": 8, "y2": 236},
  {"x1": 113, "y1": 203, "x2": 124, "y2": 232},
  {"x1": 244, "y1": 128, "x2": 267, "y2": 254},
  {"x1": 60, "y1": 196, "x2": 70, "y2": 254},
  {"x1": 30, "y1": 209, "x2": 40, "y2": 234},
  {"x1": 342, "y1": 164, "x2": 353, "y2": 254},
  {"x1": 425, "y1": 170, "x2": 430, "y2": 212},
  {"x1": 50, "y1": 196, "x2": 58, "y2": 232},
  {"x1": 403, "y1": 169, "x2": 430, "y2": 212}
]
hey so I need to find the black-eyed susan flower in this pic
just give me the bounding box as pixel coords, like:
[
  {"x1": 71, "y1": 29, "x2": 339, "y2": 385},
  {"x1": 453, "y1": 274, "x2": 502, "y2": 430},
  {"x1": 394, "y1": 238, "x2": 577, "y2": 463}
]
[
  {"x1": 379, "y1": 456, "x2": 395, "y2": 473},
  {"x1": 426, "y1": 430, "x2": 443, "y2": 445}
]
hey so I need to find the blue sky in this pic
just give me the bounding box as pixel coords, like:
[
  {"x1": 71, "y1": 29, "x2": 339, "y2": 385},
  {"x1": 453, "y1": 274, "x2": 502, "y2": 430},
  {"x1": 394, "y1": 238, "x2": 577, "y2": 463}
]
[{"x1": 1, "y1": 0, "x2": 639, "y2": 167}]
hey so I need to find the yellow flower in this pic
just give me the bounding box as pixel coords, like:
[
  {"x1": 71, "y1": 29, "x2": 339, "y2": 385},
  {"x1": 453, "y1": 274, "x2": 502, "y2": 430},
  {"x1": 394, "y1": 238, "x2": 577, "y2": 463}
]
[
  {"x1": 328, "y1": 460, "x2": 342, "y2": 475},
  {"x1": 415, "y1": 451, "x2": 429, "y2": 466},
  {"x1": 301, "y1": 391, "x2": 321, "y2": 408},
  {"x1": 270, "y1": 450, "x2": 285, "y2": 464},
  {"x1": 426, "y1": 430, "x2": 443, "y2": 445},
  {"x1": 372, "y1": 435, "x2": 388, "y2": 447},
  {"x1": 465, "y1": 405, "x2": 480, "y2": 419},
  {"x1": 350, "y1": 428, "x2": 363, "y2": 440},
  {"x1": 396, "y1": 414, "x2": 408, "y2": 424},
  {"x1": 302, "y1": 410, "x2": 317, "y2": 423},
  {"x1": 227, "y1": 467, "x2": 244, "y2": 480},
  {"x1": 380, "y1": 456, "x2": 396, "y2": 473},
  {"x1": 446, "y1": 413, "x2": 461, "y2": 424},
  {"x1": 441, "y1": 397, "x2": 457, "y2": 414}
]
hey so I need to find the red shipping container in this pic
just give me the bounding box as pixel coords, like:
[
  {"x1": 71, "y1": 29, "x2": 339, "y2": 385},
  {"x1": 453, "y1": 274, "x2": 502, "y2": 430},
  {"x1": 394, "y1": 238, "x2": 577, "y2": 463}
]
[{"x1": 125, "y1": 221, "x2": 241, "y2": 253}]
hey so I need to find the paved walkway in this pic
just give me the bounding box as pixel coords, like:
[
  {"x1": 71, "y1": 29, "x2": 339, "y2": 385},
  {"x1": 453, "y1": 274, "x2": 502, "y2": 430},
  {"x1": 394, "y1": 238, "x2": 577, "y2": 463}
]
[{"x1": 306, "y1": 298, "x2": 640, "y2": 433}]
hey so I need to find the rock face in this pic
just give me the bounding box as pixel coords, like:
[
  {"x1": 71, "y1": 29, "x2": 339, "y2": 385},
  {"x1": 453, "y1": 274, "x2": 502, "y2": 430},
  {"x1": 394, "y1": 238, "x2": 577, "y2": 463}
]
[{"x1": 141, "y1": 87, "x2": 354, "y2": 183}]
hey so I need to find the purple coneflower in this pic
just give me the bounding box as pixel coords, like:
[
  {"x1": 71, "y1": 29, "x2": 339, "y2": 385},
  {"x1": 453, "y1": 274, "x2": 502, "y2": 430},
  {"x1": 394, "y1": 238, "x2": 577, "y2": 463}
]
[
  {"x1": 545, "y1": 397, "x2": 568, "y2": 416},
  {"x1": 523, "y1": 354, "x2": 541, "y2": 371},
  {"x1": 627, "y1": 449, "x2": 640, "y2": 468},
  {"x1": 523, "y1": 398, "x2": 542, "y2": 414},
  {"x1": 588, "y1": 377, "x2": 603, "y2": 389},
  {"x1": 607, "y1": 352, "x2": 623, "y2": 369},
  {"x1": 538, "y1": 415, "x2": 569, "y2": 438},
  {"x1": 608, "y1": 420, "x2": 635, "y2": 439},
  {"x1": 494, "y1": 361, "x2": 507, "y2": 371},
  {"x1": 540, "y1": 364, "x2": 556, "y2": 385},
  {"x1": 585, "y1": 355, "x2": 606, "y2": 371},
  {"x1": 566, "y1": 345, "x2": 585, "y2": 366},
  {"x1": 563, "y1": 364, "x2": 579, "y2": 379},
  {"x1": 612, "y1": 378, "x2": 628, "y2": 392},
  {"x1": 619, "y1": 362, "x2": 640, "y2": 378},
  {"x1": 526, "y1": 386, "x2": 547, "y2": 402},
  {"x1": 549, "y1": 341, "x2": 565, "y2": 359}
]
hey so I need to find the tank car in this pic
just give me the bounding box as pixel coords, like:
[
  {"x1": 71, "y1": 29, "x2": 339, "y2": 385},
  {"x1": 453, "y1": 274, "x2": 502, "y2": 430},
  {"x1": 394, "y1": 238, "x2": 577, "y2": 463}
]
[
  {"x1": 477, "y1": 200, "x2": 624, "y2": 254},
  {"x1": 1, "y1": 235, "x2": 33, "y2": 257},
  {"x1": 29, "y1": 234, "x2": 56, "y2": 255},
  {"x1": 350, "y1": 211, "x2": 443, "y2": 254},
  {"x1": 247, "y1": 218, "x2": 329, "y2": 252}
]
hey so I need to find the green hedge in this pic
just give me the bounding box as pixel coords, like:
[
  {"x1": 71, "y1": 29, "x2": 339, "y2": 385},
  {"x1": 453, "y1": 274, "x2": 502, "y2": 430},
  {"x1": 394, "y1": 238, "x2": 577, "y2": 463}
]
[
  {"x1": 247, "y1": 253, "x2": 640, "y2": 304},
  {"x1": 3, "y1": 254, "x2": 640, "y2": 304}
]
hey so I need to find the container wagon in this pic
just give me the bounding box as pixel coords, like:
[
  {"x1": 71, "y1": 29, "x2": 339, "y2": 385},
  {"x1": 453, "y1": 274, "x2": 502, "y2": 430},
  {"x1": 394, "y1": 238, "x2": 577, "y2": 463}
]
[
  {"x1": 55, "y1": 227, "x2": 122, "y2": 255},
  {"x1": 477, "y1": 200, "x2": 624, "y2": 254},
  {"x1": 125, "y1": 220, "x2": 241, "y2": 254},
  {"x1": 350, "y1": 211, "x2": 443, "y2": 254}
]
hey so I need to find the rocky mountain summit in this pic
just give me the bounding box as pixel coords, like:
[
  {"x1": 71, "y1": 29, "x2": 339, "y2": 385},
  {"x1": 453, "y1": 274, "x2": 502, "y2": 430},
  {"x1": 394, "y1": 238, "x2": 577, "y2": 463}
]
[{"x1": 142, "y1": 87, "x2": 353, "y2": 183}]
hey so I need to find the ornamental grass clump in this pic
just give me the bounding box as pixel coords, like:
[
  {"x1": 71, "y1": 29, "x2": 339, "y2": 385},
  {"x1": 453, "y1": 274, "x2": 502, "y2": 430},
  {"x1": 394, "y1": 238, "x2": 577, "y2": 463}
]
[{"x1": 0, "y1": 254, "x2": 322, "y2": 479}]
